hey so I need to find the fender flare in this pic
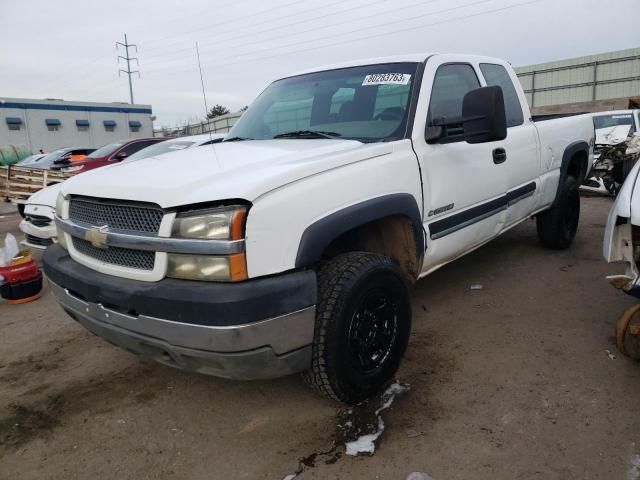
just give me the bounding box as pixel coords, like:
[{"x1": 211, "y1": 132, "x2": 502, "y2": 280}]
[
  {"x1": 295, "y1": 193, "x2": 424, "y2": 268},
  {"x1": 553, "y1": 140, "x2": 590, "y2": 205}
]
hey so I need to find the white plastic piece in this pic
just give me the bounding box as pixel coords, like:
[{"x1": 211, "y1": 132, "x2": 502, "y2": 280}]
[{"x1": 0, "y1": 233, "x2": 19, "y2": 267}]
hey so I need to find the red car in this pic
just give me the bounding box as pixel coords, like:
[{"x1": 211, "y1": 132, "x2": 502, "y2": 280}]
[{"x1": 53, "y1": 137, "x2": 168, "y2": 173}]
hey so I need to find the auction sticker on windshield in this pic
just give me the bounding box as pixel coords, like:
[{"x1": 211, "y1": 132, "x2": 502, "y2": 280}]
[{"x1": 362, "y1": 73, "x2": 411, "y2": 86}]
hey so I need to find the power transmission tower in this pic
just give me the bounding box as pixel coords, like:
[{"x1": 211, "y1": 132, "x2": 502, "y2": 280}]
[{"x1": 116, "y1": 34, "x2": 139, "y2": 104}]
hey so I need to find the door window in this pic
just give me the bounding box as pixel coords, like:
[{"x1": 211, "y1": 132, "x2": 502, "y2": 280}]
[
  {"x1": 427, "y1": 64, "x2": 480, "y2": 140},
  {"x1": 479, "y1": 63, "x2": 524, "y2": 127}
]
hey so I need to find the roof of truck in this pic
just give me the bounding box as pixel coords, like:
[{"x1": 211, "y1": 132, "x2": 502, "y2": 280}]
[{"x1": 287, "y1": 53, "x2": 508, "y2": 78}]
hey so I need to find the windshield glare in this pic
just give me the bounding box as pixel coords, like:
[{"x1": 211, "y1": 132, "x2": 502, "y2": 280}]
[
  {"x1": 227, "y1": 63, "x2": 420, "y2": 142},
  {"x1": 593, "y1": 114, "x2": 635, "y2": 132},
  {"x1": 88, "y1": 142, "x2": 124, "y2": 158},
  {"x1": 127, "y1": 141, "x2": 195, "y2": 161}
]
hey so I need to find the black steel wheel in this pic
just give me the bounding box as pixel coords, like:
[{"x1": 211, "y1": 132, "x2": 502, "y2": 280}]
[{"x1": 303, "y1": 252, "x2": 411, "y2": 404}]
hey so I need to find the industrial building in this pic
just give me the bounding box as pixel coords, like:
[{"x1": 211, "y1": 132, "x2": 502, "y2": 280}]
[
  {"x1": 515, "y1": 47, "x2": 640, "y2": 114},
  {"x1": 0, "y1": 97, "x2": 154, "y2": 153}
]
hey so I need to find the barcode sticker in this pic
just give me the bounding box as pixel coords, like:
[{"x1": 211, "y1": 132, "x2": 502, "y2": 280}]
[{"x1": 362, "y1": 73, "x2": 411, "y2": 86}]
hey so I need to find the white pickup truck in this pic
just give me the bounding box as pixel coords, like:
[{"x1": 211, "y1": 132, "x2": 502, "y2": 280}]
[{"x1": 43, "y1": 53, "x2": 594, "y2": 403}]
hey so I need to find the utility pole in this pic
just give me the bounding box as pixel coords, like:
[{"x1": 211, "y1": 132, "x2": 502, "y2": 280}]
[{"x1": 116, "y1": 34, "x2": 139, "y2": 104}]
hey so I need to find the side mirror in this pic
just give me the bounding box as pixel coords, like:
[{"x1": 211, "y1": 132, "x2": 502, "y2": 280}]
[
  {"x1": 114, "y1": 151, "x2": 128, "y2": 160},
  {"x1": 425, "y1": 85, "x2": 507, "y2": 144},
  {"x1": 461, "y1": 85, "x2": 507, "y2": 144}
]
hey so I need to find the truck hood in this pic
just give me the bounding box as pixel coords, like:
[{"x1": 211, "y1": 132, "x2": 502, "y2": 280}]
[
  {"x1": 60, "y1": 139, "x2": 395, "y2": 207},
  {"x1": 596, "y1": 125, "x2": 632, "y2": 146}
]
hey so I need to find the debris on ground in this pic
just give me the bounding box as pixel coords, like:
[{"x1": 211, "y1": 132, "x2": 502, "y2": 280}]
[
  {"x1": 406, "y1": 473, "x2": 435, "y2": 480},
  {"x1": 470, "y1": 284, "x2": 483, "y2": 290},
  {"x1": 280, "y1": 382, "x2": 410, "y2": 479},
  {"x1": 343, "y1": 383, "x2": 409, "y2": 456},
  {"x1": 606, "y1": 349, "x2": 617, "y2": 360}
]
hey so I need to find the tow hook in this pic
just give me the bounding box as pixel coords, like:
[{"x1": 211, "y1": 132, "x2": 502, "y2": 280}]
[{"x1": 616, "y1": 304, "x2": 640, "y2": 360}]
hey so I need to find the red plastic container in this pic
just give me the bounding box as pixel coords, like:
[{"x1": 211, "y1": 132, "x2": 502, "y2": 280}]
[
  {"x1": 0, "y1": 258, "x2": 39, "y2": 283},
  {"x1": 0, "y1": 258, "x2": 42, "y2": 303}
]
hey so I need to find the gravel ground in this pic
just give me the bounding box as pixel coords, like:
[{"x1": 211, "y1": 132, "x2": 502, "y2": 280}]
[{"x1": 1, "y1": 195, "x2": 640, "y2": 480}]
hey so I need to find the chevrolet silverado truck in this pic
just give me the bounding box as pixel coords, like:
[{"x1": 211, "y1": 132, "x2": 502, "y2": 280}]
[{"x1": 43, "y1": 54, "x2": 594, "y2": 404}]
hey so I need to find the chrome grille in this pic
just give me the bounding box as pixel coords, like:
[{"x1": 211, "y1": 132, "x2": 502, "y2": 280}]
[
  {"x1": 69, "y1": 197, "x2": 163, "y2": 233},
  {"x1": 72, "y1": 238, "x2": 155, "y2": 271}
]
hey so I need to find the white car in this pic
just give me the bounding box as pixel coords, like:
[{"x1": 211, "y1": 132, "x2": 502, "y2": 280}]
[
  {"x1": 20, "y1": 134, "x2": 225, "y2": 249},
  {"x1": 582, "y1": 110, "x2": 640, "y2": 195},
  {"x1": 603, "y1": 158, "x2": 640, "y2": 295},
  {"x1": 43, "y1": 53, "x2": 594, "y2": 403}
]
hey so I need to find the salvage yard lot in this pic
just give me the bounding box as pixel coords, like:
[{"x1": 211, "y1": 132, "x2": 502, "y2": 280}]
[{"x1": 2, "y1": 196, "x2": 640, "y2": 480}]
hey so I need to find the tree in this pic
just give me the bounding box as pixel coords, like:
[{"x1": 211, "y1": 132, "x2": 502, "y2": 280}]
[
  {"x1": 207, "y1": 104, "x2": 230, "y2": 119},
  {"x1": 239, "y1": 105, "x2": 249, "y2": 112}
]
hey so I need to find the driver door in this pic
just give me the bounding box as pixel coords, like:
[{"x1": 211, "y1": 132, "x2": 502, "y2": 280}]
[{"x1": 412, "y1": 59, "x2": 508, "y2": 274}]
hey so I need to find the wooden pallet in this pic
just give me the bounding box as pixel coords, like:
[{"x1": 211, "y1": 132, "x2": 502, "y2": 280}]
[{"x1": 0, "y1": 165, "x2": 73, "y2": 204}]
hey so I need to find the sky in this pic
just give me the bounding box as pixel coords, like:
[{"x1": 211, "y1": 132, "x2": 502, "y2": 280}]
[{"x1": 1, "y1": 0, "x2": 638, "y2": 127}]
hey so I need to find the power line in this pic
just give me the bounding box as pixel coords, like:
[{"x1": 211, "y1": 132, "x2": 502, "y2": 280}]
[
  {"x1": 144, "y1": 0, "x2": 445, "y2": 69},
  {"x1": 138, "y1": 0, "x2": 304, "y2": 54},
  {"x1": 144, "y1": 0, "x2": 542, "y2": 79},
  {"x1": 116, "y1": 33, "x2": 140, "y2": 104},
  {"x1": 142, "y1": 0, "x2": 376, "y2": 64}
]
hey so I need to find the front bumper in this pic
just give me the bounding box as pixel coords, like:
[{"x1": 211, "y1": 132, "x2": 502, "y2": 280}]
[
  {"x1": 19, "y1": 218, "x2": 56, "y2": 249},
  {"x1": 43, "y1": 245, "x2": 317, "y2": 379}
]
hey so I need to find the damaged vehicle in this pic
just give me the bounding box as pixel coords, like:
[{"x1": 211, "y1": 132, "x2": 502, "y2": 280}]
[
  {"x1": 582, "y1": 110, "x2": 640, "y2": 195},
  {"x1": 603, "y1": 155, "x2": 640, "y2": 360},
  {"x1": 44, "y1": 53, "x2": 594, "y2": 403}
]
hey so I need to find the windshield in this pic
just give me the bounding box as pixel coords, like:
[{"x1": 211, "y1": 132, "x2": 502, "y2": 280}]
[
  {"x1": 88, "y1": 142, "x2": 124, "y2": 158},
  {"x1": 126, "y1": 140, "x2": 196, "y2": 162},
  {"x1": 593, "y1": 114, "x2": 635, "y2": 132},
  {"x1": 17, "y1": 154, "x2": 44, "y2": 165},
  {"x1": 227, "y1": 62, "x2": 420, "y2": 142},
  {"x1": 18, "y1": 149, "x2": 66, "y2": 168}
]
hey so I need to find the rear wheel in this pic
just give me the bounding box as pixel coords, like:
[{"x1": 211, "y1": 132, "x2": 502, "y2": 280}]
[
  {"x1": 536, "y1": 175, "x2": 579, "y2": 249},
  {"x1": 303, "y1": 252, "x2": 411, "y2": 404}
]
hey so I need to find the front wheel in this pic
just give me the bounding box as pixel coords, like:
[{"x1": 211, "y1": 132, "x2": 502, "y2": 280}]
[
  {"x1": 303, "y1": 252, "x2": 412, "y2": 404},
  {"x1": 536, "y1": 175, "x2": 580, "y2": 250}
]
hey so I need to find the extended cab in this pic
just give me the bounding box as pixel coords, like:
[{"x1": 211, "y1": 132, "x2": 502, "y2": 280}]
[{"x1": 43, "y1": 54, "x2": 594, "y2": 403}]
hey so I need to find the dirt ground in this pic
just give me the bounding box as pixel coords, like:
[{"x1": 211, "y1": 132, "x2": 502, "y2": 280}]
[{"x1": 2, "y1": 195, "x2": 640, "y2": 480}]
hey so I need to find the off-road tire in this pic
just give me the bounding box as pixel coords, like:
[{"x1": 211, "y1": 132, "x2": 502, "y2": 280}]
[
  {"x1": 302, "y1": 252, "x2": 411, "y2": 404},
  {"x1": 536, "y1": 175, "x2": 579, "y2": 249}
]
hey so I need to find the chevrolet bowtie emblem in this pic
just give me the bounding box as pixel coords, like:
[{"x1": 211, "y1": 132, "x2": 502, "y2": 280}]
[{"x1": 85, "y1": 225, "x2": 109, "y2": 249}]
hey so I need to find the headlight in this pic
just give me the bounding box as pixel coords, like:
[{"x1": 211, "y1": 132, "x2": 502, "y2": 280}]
[
  {"x1": 167, "y1": 253, "x2": 247, "y2": 282},
  {"x1": 172, "y1": 205, "x2": 247, "y2": 240},
  {"x1": 168, "y1": 205, "x2": 249, "y2": 282}
]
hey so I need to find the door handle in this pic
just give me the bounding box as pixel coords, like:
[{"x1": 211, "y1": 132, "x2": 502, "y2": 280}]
[{"x1": 493, "y1": 148, "x2": 507, "y2": 164}]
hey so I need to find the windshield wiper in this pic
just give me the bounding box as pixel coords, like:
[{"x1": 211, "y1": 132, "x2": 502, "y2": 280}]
[
  {"x1": 273, "y1": 130, "x2": 342, "y2": 139},
  {"x1": 223, "y1": 136, "x2": 254, "y2": 142}
]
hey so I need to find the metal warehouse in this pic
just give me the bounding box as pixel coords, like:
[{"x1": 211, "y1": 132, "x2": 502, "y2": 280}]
[
  {"x1": 0, "y1": 97, "x2": 154, "y2": 153},
  {"x1": 515, "y1": 47, "x2": 640, "y2": 114}
]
